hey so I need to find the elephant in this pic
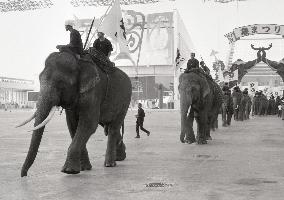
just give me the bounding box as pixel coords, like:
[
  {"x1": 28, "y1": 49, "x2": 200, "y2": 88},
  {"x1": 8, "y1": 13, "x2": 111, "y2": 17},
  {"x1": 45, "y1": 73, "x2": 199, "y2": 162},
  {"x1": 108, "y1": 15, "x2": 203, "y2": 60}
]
[
  {"x1": 240, "y1": 92, "x2": 251, "y2": 120},
  {"x1": 179, "y1": 69, "x2": 223, "y2": 144},
  {"x1": 221, "y1": 91, "x2": 234, "y2": 126},
  {"x1": 232, "y1": 88, "x2": 243, "y2": 121},
  {"x1": 258, "y1": 94, "x2": 268, "y2": 115},
  {"x1": 17, "y1": 51, "x2": 132, "y2": 177}
]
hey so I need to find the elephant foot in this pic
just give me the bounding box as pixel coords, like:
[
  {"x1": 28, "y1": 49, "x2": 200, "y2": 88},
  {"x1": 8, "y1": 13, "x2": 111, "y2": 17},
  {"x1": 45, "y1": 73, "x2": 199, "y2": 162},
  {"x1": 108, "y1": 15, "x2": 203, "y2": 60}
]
[
  {"x1": 222, "y1": 123, "x2": 228, "y2": 127},
  {"x1": 185, "y1": 138, "x2": 196, "y2": 144},
  {"x1": 116, "y1": 142, "x2": 126, "y2": 161},
  {"x1": 197, "y1": 139, "x2": 207, "y2": 145},
  {"x1": 80, "y1": 160, "x2": 92, "y2": 171},
  {"x1": 61, "y1": 157, "x2": 81, "y2": 174},
  {"x1": 104, "y1": 160, "x2": 117, "y2": 167},
  {"x1": 61, "y1": 165, "x2": 80, "y2": 174},
  {"x1": 206, "y1": 136, "x2": 212, "y2": 140}
]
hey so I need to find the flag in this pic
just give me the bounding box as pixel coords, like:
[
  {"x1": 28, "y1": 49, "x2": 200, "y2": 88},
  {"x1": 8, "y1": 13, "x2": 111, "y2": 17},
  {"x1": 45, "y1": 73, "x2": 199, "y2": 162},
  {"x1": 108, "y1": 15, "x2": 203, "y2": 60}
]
[
  {"x1": 98, "y1": 0, "x2": 135, "y2": 66},
  {"x1": 175, "y1": 34, "x2": 190, "y2": 69}
]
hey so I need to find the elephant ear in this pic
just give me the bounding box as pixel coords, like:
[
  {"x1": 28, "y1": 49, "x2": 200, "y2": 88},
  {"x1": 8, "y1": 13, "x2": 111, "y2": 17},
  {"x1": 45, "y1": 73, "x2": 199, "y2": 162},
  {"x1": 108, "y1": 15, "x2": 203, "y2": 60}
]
[
  {"x1": 79, "y1": 61, "x2": 100, "y2": 94},
  {"x1": 201, "y1": 79, "x2": 210, "y2": 98}
]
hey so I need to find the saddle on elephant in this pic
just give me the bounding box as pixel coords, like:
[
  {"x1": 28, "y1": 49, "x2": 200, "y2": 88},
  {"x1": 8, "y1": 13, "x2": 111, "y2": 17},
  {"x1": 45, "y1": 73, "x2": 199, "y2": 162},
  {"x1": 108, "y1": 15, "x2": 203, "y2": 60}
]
[
  {"x1": 87, "y1": 47, "x2": 116, "y2": 74},
  {"x1": 184, "y1": 68, "x2": 214, "y2": 81},
  {"x1": 57, "y1": 47, "x2": 116, "y2": 74}
]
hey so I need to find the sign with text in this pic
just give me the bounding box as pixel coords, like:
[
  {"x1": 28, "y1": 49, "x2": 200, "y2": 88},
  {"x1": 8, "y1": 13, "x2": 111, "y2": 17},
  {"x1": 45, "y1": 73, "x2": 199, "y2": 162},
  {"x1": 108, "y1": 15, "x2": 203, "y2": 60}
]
[{"x1": 225, "y1": 24, "x2": 284, "y2": 43}]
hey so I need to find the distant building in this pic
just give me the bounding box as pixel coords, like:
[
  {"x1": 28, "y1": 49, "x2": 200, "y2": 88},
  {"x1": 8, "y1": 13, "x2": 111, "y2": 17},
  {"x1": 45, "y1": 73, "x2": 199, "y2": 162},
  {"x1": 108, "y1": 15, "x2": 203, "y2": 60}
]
[{"x1": 0, "y1": 76, "x2": 35, "y2": 108}]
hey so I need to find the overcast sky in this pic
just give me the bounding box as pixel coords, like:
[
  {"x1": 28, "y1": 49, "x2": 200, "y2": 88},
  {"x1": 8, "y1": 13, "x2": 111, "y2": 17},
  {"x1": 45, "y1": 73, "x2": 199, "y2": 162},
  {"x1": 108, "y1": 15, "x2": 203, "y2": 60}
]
[{"x1": 0, "y1": 0, "x2": 284, "y2": 80}]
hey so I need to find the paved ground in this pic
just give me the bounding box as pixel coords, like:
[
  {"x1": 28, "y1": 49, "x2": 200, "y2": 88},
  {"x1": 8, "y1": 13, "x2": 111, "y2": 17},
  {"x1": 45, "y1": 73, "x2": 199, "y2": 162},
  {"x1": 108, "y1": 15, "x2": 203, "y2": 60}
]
[{"x1": 0, "y1": 110, "x2": 284, "y2": 200}]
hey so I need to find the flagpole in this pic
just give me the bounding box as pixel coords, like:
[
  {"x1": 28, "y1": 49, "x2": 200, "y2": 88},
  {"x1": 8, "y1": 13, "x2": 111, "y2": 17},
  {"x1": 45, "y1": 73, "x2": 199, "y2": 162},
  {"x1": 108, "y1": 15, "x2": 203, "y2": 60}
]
[
  {"x1": 85, "y1": 0, "x2": 114, "y2": 48},
  {"x1": 83, "y1": 16, "x2": 96, "y2": 50}
]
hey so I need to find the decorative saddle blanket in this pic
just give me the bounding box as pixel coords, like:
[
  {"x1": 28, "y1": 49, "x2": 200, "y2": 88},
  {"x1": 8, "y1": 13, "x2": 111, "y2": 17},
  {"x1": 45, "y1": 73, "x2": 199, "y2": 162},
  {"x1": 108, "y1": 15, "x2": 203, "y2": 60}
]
[{"x1": 87, "y1": 47, "x2": 116, "y2": 74}]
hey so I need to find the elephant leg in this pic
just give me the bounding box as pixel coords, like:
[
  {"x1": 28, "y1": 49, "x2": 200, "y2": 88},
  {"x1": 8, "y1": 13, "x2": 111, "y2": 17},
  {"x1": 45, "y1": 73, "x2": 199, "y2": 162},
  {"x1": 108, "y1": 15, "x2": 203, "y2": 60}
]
[
  {"x1": 196, "y1": 113, "x2": 207, "y2": 145},
  {"x1": 227, "y1": 111, "x2": 232, "y2": 125},
  {"x1": 185, "y1": 111, "x2": 196, "y2": 144},
  {"x1": 222, "y1": 106, "x2": 227, "y2": 127},
  {"x1": 65, "y1": 110, "x2": 92, "y2": 171},
  {"x1": 62, "y1": 110, "x2": 99, "y2": 174},
  {"x1": 206, "y1": 115, "x2": 213, "y2": 140},
  {"x1": 104, "y1": 126, "x2": 120, "y2": 167}
]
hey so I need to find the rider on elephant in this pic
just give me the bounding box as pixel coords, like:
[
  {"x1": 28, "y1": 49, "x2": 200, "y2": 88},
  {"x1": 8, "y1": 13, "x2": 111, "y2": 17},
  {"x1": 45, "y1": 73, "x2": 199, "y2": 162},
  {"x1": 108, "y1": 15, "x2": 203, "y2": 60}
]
[
  {"x1": 93, "y1": 32, "x2": 113, "y2": 59},
  {"x1": 200, "y1": 61, "x2": 210, "y2": 75},
  {"x1": 186, "y1": 53, "x2": 199, "y2": 71},
  {"x1": 56, "y1": 20, "x2": 83, "y2": 57}
]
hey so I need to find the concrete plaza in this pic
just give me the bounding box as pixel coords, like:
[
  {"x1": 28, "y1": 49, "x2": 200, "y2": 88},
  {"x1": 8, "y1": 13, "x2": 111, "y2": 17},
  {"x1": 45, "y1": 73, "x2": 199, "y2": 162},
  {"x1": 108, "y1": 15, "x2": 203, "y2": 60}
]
[{"x1": 0, "y1": 110, "x2": 284, "y2": 200}]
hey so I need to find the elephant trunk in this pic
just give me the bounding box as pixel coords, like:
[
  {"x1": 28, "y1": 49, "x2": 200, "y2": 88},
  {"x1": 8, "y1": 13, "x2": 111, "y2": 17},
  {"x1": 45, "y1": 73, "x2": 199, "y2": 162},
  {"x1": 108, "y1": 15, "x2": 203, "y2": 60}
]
[
  {"x1": 21, "y1": 92, "x2": 55, "y2": 177},
  {"x1": 180, "y1": 92, "x2": 192, "y2": 143}
]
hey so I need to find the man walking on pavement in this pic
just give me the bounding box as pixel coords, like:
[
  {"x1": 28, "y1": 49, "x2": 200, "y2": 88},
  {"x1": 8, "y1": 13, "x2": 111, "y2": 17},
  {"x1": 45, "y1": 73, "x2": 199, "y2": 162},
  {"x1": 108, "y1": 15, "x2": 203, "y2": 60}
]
[{"x1": 135, "y1": 103, "x2": 150, "y2": 138}]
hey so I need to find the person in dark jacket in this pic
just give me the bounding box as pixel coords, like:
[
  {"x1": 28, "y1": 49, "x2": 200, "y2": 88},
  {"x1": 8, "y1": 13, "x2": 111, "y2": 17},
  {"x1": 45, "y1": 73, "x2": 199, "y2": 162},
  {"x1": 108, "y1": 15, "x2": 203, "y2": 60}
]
[
  {"x1": 135, "y1": 103, "x2": 150, "y2": 138},
  {"x1": 56, "y1": 20, "x2": 83, "y2": 56},
  {"x1": 200, "y1": 61, "x2": 210, "y2": 75},
  {"x1": 93, "y1": 32, "x2": 113, "y2": 58},
  {"x1": 186, "y1": 53, "x2": 199, "y2": 71}
]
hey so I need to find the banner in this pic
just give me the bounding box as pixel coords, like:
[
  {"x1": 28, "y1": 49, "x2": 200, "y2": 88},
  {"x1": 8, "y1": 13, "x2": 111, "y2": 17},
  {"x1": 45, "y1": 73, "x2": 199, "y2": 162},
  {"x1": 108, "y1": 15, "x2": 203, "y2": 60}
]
[
  {"x1": 175, "y1": 34, "x2": 191, "y2": 69},
  {"x1": 248, "y1": 82, "x2": 258, "y2": 95},
  {"x1": 99, "y1": 0, "x2": 135, "y2": 65},
  {"x1": 225, "y1": 24, "x2": 284, "y2": 43}
]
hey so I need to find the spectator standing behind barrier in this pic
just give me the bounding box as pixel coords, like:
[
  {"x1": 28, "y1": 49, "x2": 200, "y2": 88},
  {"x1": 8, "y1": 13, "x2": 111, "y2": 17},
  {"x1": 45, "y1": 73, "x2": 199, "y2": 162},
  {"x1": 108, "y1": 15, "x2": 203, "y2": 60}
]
[{"x1": 135, "y1": 103, "x2": 150, "y2": 138}]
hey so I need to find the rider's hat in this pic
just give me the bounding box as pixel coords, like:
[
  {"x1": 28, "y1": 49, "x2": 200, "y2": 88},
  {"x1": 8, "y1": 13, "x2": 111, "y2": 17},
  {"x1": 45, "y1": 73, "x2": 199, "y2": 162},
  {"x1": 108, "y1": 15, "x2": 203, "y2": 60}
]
[{"x1": 64, "y1": 20, "x2": 74, "y2": 27}]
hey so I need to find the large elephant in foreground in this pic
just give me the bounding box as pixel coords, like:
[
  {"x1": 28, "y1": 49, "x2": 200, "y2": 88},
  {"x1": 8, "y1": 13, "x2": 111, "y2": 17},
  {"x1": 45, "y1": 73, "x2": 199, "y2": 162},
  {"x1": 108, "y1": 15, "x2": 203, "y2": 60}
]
[
  {"x1": 17, "y1": 52, "x2": 132, "y2": 177},
  {"x1": 179, "y1": 69, "x2": 223, "y2": 144}
]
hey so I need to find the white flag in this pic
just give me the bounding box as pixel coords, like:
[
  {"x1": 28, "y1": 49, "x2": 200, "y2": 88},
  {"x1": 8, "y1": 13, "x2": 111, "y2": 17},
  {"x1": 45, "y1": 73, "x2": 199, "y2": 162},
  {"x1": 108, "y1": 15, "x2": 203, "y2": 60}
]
[
  {"x1": 175, "y1": 34, "x2": 190, "y2": 69},
  {"x1": 98, "y1": 0, "x2": 135, "y2": 66}
]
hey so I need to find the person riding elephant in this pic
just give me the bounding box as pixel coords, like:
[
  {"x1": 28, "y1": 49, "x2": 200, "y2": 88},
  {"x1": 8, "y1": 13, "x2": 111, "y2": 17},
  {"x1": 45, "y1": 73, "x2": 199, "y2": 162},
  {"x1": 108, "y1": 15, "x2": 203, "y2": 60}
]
[
  {"x1": 232, "y1": 86, "x2": 243, "y2": 121},
  {"x1": 17, "y1": 50, "x2": 132, "y2": 177},
  {"x1": 179, "y1": 68, "x2": 223, "y2": 144},
  {"x1": 56, "y1": 20, "x2": 83, "y2": 58}
]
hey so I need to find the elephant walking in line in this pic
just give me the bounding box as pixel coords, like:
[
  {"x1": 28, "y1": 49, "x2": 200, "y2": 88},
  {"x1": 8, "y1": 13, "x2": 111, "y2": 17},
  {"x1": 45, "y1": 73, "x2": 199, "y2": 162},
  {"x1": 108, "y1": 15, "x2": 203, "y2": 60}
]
[
  {"x1": 17, "y1": 52, "x2": 132, "y2": 177},
  {"x1": 232, "y1": 86, "x2": 243, "y2": 121},
  {"x1": 221, "y1": 91, "x2": 234, "y2": 127},
  {"x1": 179, "y1": 69, "x2": 223, "y2": 144},
  {"x1": 242, "y1": 91, "x2": 251, "y2": 120}
]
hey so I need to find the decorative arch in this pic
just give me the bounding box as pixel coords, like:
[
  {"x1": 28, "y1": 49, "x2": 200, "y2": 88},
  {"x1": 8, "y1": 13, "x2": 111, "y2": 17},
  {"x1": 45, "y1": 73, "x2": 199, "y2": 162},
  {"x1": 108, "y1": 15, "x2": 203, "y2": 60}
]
[{"x1": 225, "y1": 44, "x2": 284, "y2": 87}]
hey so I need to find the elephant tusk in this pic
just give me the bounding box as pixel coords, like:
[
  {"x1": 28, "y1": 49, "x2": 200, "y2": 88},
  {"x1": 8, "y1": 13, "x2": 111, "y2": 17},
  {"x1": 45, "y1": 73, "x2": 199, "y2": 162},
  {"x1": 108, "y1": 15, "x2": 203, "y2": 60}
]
[
  {"x1": 187, "y1": 105, "x2": 191, "y2": 117},
  {"x1": 28, "y1": 106, "x2": 57, "y2": 132},
  {"x1": 15, "y1": 112, "x2": 36, "y2": 128}
]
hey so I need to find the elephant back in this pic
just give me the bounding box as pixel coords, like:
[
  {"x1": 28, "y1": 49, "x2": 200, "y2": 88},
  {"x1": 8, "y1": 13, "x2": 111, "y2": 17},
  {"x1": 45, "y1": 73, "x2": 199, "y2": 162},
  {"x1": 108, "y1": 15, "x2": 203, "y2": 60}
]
[{"x1": 207, "y1": 79, "x2": 223, "y2": 107}]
